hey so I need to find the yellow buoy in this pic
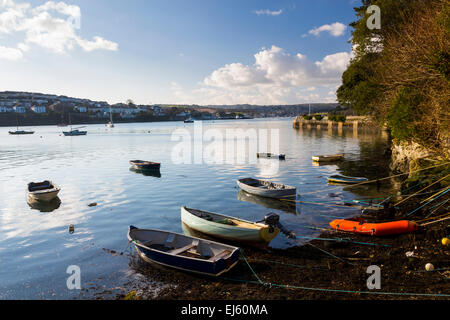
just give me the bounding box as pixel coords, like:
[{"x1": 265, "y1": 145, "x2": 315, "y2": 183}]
[
  {"x1": 425, "y1": 263, "x2": 434, "y2": 271},
  {"x1": 442, "y1": 237, "x2": 449, "y2": 246}
]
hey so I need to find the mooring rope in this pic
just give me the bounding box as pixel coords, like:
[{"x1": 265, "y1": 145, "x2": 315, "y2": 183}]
[
  {"x1": 395, "y1": 173, "x2": 450, "y2": 206},
  {"x1": 228, "y1": 253, "x2": 450, "y2": 298},
  {"x1": 299, "y1": 161, "x2": 450, "y2": 196},
  {"x1": 407, "y1": 189, "x2": 450, "y2": 216}
]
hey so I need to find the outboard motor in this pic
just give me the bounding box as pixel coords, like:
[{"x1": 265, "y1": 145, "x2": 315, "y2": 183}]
[{"x1": 263, "y1": 213, "x2": 296, "y2": 239}]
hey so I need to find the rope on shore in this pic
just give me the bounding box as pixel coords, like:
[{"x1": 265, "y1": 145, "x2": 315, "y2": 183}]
[
  {"x1": 419, "y1": 214, "x2": 450, "y2": 227},
  {"x1": 407, "y1": 188, "x2": 450, "y2": 216},
  {"x1": 226, "y1": 253, "x2": 450, "y2": 298},
  {"x1": 395, "y1": 173, "x2": 450, "y2": 206},
  {"x1": 299, "y1": 161, "x2": 450, "y2": 196}
]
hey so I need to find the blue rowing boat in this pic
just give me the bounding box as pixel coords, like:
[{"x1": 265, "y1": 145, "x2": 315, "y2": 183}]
[
  {"x1": 127, "y1": 226, "x2": 240, "y2": 276},
  {"x1": 328, "y1": 174, "x2": 369, "y2": 184}
]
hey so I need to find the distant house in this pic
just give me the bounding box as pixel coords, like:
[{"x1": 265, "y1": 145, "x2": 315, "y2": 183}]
[
  {"x1": 0, "y1": 106, "x2": 12, "y2": 112},
  {"x1": 31, "y1": 106, "x2": 46, "y2": 113},
  {"x1": 74, "y1": 106, "x2": 87, "y2": 113},
  {"x1": 13, "y1": 106, "x2": 26, "y2": 113}
]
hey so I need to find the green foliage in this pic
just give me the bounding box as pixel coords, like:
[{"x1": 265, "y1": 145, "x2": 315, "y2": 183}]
[
  {"x1": 302, "y1": 115, "x2": 312, "y2": 120},
  {"x1": 328, "y1": 115, "x2": 347, "y2": 122},
  {"x1": 386, "y1": 87, "x2": 425, "y2": 142},
  {"x1": 314, "y1": 114, "x2": 324, "y2": 121}
]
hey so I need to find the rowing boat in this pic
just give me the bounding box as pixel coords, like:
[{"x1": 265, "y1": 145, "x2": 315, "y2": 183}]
[
  {"x1": 127, "y1": 226, "x2": 240, "y2": 276},
  {"x1": 129, "y1": 160, "x2": 161, "y2": 170},
  {"x1": 27, "y1": 180, "x2": 60, "y2": 202},
  {"x1": 257, "y1": 153, "x2": 285, "y2": 160},
  {"x1": 328, "y1": 174, "x2": 368, "y2": 184},
  {"x1": 181, "y1": 206, "x2": 279, "y2": 243},
  {"x1": 237, "y1": 178, "x2": 296, "y2": 199},
  {"x1": 312, "y1": 154, "x2": 344, "y2": 162}
]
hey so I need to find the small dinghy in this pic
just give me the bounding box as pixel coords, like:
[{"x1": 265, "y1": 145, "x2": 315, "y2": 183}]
[
  {"x1": 257, "y1": 153, "x2": 285, "y2": 160},
  {"x1": 312, "y1": 154, "x2": 344, "y2": 162},
  {"x1": 27, "y1": 180, "x2": 60, "y2": 202},
  {"x1": 127, "y1": 226, "x2": 240, "y2": 276},
  {"x1": 129, "y1": 160, "x2": 161, "y2": 170},
  {"x1": 237, "y1": 178, "x2": 297, "y2": 199},
  {"x1": 328, "y1": 174, "x2": 368, "y2": 184},
  {"x1": 330, "y1": 218, "x2": 419, "y2": 236},
  {"x1": 9, "y1": 130, "x2": 35, "y2": 135},
  {"x1": 63, "y1": 129, "x2": 87, "y2": 136},
  {"x1": 181, "y1": 206, "x2": 280, "y2": 243}
]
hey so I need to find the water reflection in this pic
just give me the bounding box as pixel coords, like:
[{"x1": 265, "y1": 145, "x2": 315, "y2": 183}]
[
  {"x1": 237, "y1": 190, "x2": 299, "y2": 215},
  {"x1": 129, "y1": 167, "x2": 162, "y2": 178},
  {"x1": 27, "y1": 197, "x2": 61, "y2": 213}
]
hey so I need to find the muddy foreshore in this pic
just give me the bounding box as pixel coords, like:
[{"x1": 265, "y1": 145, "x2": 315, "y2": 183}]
[{"x1": 108, "y1": 191, "x2": 449, "y2": 300}]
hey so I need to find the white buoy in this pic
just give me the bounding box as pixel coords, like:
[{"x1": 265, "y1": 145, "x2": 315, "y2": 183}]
[{"x1": 425, "y1": 263, "x2": 434, "y2": 271}]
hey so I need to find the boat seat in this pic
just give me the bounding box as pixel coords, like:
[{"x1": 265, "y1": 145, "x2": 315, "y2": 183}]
[
  {"x1": 208, "y1": 250, "x2": 231, "y2": 262},
  {"x1": 169, "y1": 240, "x2": 199, "y2": 255}
]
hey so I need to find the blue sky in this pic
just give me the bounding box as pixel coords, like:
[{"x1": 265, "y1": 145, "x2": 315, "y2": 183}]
[{"x1": 0, "y1": 0, "x2": 361, "y2": 105}]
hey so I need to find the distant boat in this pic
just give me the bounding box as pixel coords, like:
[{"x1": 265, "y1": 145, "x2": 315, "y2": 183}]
[
  {"x1": 312, "y1": 154, "x2": 344, "y2": 162},
  {"x1": 237, "y1": 178, "x2": 297, "y2": 199},
  {"x1": 129, "y1": 160, "x2": 161, "y2": 170},
  {"x1": 127, "y1": 226, "x2": 240, "y2": 277},
  {"x1": 328, "y1": 174, "x2": 369, "y2": 184},
  {"x1": 27, "y1": 180, "x2": 60, "y2": 202},
  {"x1": 9, "y1": 115, "x2": 34, "y2": 135},
  {"x1": 181, "y1": 206, "x2": 279, "y2": 243},
  {"x1": 63, "y1": 129, "x2": 87, "y2": 136},
  {"x1": 9, "y1": 130, "x2": 34, "y2": 135},
  {"x1": 106, "y1": 106, "x2": 114, "y2": 128},
  {"x1": 63, "y1": 114, "x2": 87, "y2": 136},
  {"x1": 257, "y1": 153, "x2": 285, "y2": 160},
  {"x1": 184, "y1": 118, "x2": 194, "y2": 123}
]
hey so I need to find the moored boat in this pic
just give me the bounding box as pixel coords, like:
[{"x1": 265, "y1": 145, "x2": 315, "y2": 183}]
[
  {"x1": 127, "y1": 226, "x2": 240, "y2": 276},
  {"x1": 184, "y1": 118, "x2": 194, "y2": 123},
  {"x1": 9, "y1": 130, "x2": 35, "y2": 135},
  {"x1": 328, "y1": 174, "x2": 368, "y2": 184},
  {"x1": 257, "y1": 153, "x2": 286, "y2": 160},
  {"x1": 181, "y1": 206, "x2": 279, "y2": 243},
  {"x1": 62, "y1": 129, "x2": 87, "y2": 136},
  {"x1": 237, "y1": 178, "x2": 297, "y2": 199},
  {"x1": 312, "y1": 154, "x2": 344, "y2": 162},
  {"x1": 329, "y1": 218, "x2": 419, "y2": 236},
  {"x1": 27, "y1": 180, "x2": 60, "y2": 202},
  {"x1": 129, "y1": 160, "x2": 161, "y2": 170}
]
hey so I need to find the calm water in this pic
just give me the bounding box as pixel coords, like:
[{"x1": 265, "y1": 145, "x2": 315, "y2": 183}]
[{"x1": 0, "y1": 118, "x2": 396, "y2": 299}]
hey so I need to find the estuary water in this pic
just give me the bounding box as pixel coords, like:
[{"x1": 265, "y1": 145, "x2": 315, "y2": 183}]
[{"x1": 0, "y1": 118, "x2": 396, "y2": 299}]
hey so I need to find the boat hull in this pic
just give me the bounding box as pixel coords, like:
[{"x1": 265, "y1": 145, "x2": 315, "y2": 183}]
[
  {"x1": 28, "y1": 189, "x2": 60, "y2": 202},
  {"x1": 129, "y1": 160, "x2": 161, "y2": 170},
  {"x1": 63, "y1": 131, "x2": 87, "y2": 136},
  {"x1": 312, "y1": 154, "x2": 344, "y2": 162},
  {"x1": 257, "y1": 153, "x2": 285, "y2": 160},
  {"x1": 328, "y1": 174, "x2": 368, "y2": 184},
  {"x1": 237, "y1": 178, "x2": 296, "y2": 199},
  {"x1": 181, "y1": 206, "x2": 278, "y2": 243},
  {"x1": 9, "y1": 131, "x2": 34, "y2": 135},
  {"x1": 128, "y1": 227, "x2": 240, "y2": 277}
]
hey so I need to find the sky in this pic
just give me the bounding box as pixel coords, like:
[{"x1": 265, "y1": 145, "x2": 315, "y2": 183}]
[{"x1": 0, "y1": 0, "x2": 361, "y2": 105}]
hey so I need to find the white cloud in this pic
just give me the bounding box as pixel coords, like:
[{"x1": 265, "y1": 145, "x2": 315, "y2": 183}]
[
  {"x1": 0, "y1": 45, "x2": 23, "y2": 60},
  {"x1": 253, "y1": 9, "x2": 283, "y2": 16},
  {"x1": 168, "y1": 46, "x2": 352, "y2": 105},
  {"x1": 307, "y1": 22, "x2": 347, "y2": 37},
  {"x1": 315, "y1": 52, "x2": 353, "y2": 74},
  {"x1": 0, "y1": 0, "x2": 118, "y2": 60}
]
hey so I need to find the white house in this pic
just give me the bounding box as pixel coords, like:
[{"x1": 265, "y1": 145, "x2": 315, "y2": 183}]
[
  {"x1": 31, "y1": 106, "x2": 46, "y2": 113},
  {"x1": 74, "y1": 106, "x2": 87, "y2": 113},
  {"x1": 13, "y1": 106, "x2": 26, "y2": 113},
  {"x1": 0, "y1": 106, "x2": 12, "y2": 112}
]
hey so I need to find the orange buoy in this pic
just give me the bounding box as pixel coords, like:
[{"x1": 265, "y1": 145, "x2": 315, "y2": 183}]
[{"x1": 329, "y1": 219, "x2": 419, "y2": 236}]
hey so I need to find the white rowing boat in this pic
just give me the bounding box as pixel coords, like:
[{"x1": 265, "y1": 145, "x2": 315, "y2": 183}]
[
  {"x1": 27, "y1": 180, "x2": 60, "y2": 202},
  {"x1": 181, "y1": 206, "x2": 279, "y2": 243},
  {"x1": 312, "y1": 154, "x2": 344, "y2": 162},
  {"x1": 236, "y1": 178, "x2": 297, "y2": 199}
]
